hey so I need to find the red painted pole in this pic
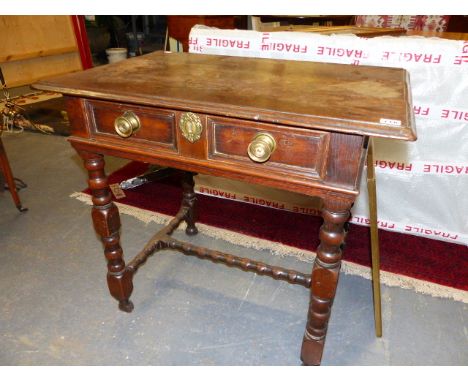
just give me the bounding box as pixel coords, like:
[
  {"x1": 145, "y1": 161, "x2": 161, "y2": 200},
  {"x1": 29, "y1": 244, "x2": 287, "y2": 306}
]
[{"x1": 70, "y1": 15, "x2": 93, "y2": 70}]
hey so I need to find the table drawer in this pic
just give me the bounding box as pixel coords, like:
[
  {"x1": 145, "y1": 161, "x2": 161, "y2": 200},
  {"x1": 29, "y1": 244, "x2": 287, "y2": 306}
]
[
  {"x1": 208, "y1": 117, "x2": 330, "y2": 179},
  {"x1": 87, "y1": 100, "x2": 177, "y2": 150}
]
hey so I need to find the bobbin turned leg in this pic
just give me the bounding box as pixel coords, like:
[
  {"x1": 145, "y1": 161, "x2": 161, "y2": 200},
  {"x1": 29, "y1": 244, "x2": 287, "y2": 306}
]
[
  {"x1": 81, "y1": 151, "x2": 134, "y2": 313},
  {"x1": 301, "y1": 198, "x2": 352, "y2": 366},
  {"x1": 181, "y1": 171, "x2": 198, "y2": 236}
]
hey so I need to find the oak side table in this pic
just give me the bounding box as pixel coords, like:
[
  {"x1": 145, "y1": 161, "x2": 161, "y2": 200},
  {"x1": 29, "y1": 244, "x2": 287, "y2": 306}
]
[{"x1": 34, "y1": 52, "x2": 416, "y2": 365}]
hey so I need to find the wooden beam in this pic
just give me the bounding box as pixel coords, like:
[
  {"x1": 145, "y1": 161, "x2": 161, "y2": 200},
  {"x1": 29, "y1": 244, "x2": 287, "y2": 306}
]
[
  {"x1": 1, "y1": 52, "x2": 82, "y2": 87},
  {"x1": 0, "y1": 45, "x2": 78, "y2": 64}
]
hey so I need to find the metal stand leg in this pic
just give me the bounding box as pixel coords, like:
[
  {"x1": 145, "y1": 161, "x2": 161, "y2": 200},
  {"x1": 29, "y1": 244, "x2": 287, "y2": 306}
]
[
  {"x1": 366, "y1": 139, "x2": 382, "y2": 337},
  {"x1": 0, "y1": 137, "x2": 28, "y2": 212}
]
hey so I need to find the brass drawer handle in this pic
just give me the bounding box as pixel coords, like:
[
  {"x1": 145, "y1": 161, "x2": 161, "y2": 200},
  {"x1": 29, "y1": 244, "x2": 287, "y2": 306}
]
[
  {"x1": 114, "y1": 111, "x2": 140, "y2": 138},
  {"x1": 247, "y1": 132, "x2": 276, "y2": 163}
]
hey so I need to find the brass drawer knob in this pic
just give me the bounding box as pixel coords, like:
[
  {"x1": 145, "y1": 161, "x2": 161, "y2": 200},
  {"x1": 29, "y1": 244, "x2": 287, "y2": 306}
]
[
  {"x1": 114, "y1": 111, "x2": 140, "y2": 138},
  {"x1": 247, "y1": 132, "x2": 276, "y2": 163}
]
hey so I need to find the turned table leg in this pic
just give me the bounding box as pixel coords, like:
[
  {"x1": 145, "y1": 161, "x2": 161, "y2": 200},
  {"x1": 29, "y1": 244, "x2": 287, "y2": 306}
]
[
  {"x1": 81, "y1": 151, "x2": 134, "y2": 312},
  {"x1": 301, "y1": 198, "x2": 352, "y2": 365},
  {"x1": 181, "y1": 171, "x2": 198, "y2": 236}
]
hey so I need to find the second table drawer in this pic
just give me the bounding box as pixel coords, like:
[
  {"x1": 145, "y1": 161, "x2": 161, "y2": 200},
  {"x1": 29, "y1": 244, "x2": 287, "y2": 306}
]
[{"x1": 208, "y1": 116, "x2": 330, "y2": 179}]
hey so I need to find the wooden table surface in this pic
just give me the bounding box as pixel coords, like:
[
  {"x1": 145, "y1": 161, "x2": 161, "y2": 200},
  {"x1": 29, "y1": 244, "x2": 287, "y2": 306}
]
[{"x1": 35, "y1": 51, "x2": 416, "y2": 141}]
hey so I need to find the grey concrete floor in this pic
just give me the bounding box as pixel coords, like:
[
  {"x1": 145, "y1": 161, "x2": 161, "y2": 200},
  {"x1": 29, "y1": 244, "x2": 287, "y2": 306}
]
[{"x1": 0, "y1": 131, "x2": 466, "y2": 366}]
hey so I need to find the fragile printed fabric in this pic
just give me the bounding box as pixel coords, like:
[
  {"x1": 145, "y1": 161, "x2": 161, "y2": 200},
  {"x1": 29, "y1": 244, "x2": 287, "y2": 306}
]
[{"x1": 189, "y1": 26, "x2": 468, "y2": 245}]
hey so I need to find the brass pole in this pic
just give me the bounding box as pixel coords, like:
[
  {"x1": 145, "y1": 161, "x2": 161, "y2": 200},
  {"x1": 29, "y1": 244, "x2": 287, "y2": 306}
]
[{"x1": 366, "y1": 138, "x2": 382, "y2": 337}]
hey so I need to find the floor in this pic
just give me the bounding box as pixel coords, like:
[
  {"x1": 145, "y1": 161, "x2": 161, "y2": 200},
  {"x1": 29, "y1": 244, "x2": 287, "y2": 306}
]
[{"x1": 0, "y1": 131, "x2": 466, "y2": 366}]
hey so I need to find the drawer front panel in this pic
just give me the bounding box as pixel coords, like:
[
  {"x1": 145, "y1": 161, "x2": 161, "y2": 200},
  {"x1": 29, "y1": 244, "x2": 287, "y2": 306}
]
[
  {"x1": 208, "y1": 117, "x2": 330, "y2": 179},
  {"x1": 88, "y1": 100, "x2": 176, "y2": 150}
]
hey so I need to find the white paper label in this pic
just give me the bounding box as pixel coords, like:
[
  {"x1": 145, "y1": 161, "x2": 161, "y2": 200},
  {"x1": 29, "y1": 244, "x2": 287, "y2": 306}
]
[{"x1": 379, "y1": 118, "x2": 402, "y2": 126}]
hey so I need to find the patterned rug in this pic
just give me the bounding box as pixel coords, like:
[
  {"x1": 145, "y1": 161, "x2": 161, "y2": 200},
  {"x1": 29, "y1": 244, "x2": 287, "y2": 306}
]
[
  {"x1": 1, "y1": 92, "x2": 69, "y2": 136},
  {"x1": 73, "y1": 161, "x2": 468, "y2": 303}
]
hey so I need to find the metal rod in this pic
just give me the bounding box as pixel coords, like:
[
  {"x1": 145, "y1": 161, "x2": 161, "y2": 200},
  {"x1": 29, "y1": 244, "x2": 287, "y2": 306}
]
[{"x1": 366, "y1": 138, "x2": 383, "y2": 337}]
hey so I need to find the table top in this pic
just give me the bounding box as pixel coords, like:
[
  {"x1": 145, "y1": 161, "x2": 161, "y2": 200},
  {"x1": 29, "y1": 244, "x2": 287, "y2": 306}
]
[{"x1": 34, "y1": 51, "x2": 416, "y2": 141}]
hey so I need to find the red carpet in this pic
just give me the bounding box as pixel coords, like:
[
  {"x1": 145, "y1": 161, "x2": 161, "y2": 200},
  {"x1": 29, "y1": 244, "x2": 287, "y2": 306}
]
[{"x1": 81, "y1": 161, "x2": 467, "y2": 300}]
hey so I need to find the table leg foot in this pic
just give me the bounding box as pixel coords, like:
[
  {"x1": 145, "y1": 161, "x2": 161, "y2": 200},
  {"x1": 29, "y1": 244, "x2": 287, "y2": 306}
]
[
  {"x1": 300, "y1": 337, "x2": 324, "y2": 366},
  {"x1": 185, "y1": 226, "x2": 199, "y2": 236},
  {"x1": 118, "y1": 298, "x2": 134, "y2": 313},
  {"x1": 16, "y1": 204, "x2": 28, "y2": 212}
]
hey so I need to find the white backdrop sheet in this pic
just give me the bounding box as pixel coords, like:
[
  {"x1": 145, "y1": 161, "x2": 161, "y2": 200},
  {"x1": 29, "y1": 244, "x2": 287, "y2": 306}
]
[{"x1": 188, "y1": 26, "x2": 468, "y2": 245}]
